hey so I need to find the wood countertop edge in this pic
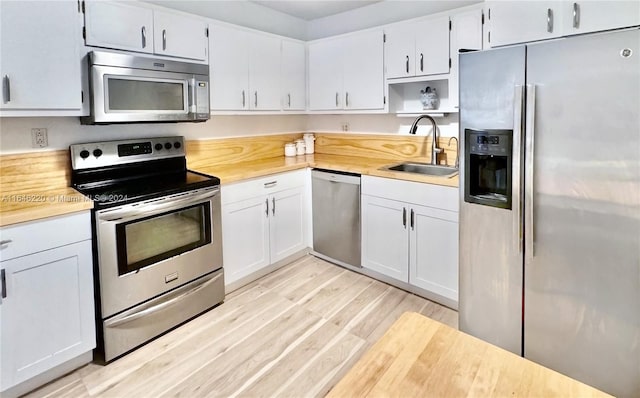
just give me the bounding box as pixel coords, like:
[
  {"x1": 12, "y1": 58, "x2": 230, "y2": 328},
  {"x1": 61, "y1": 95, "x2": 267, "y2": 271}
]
[
  {"x1": 0, "y1": 200, "x2": 94, "y2": 227},
  {"x1": 326, "y1": 312, "x2": 611, "y2": 398}
]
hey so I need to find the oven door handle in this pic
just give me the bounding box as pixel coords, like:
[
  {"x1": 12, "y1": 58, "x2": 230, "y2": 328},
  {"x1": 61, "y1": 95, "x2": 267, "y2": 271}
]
[
  {"x1": 98, "y1": 188, "x2": 219, "y2": 222},
  {"x1": 104, "y1": 271, "x2": 223, "y2": 328}
]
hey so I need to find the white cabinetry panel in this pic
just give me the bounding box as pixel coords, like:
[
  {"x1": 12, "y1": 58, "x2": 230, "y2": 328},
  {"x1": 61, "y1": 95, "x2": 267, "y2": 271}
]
[
  {"x1": 209, "y1": 24, "x2": 250, "y2": 110},
  {"x1": 343, "y1": 30, "x2": 385, "y2": 110},
  {"x1": 450, "y1": 7, "x2": 484, "y2": 109},
  {"x1": 308, "y1": 38, "x2": 343, "y2": 110},
  {"x1": 385, "y1": 24, "x2": 415, "y2": 79},
  {"x1": 561, "y1": 1, "x2": 640, "y2": 35},
  {"x1": 84, "y1": 1, "x2": 153, "y2": 53},
  {"x1": 415, "y1": 16, "x2": 450, "y2": 76},
  {"x1": 270, "y1": 187, "x2": 306, "y2": 263},
  {"x1": 153, "y1": 10, "x2": 207, "y2": 61},
  {"x1": 0, "y1": 1, "x2": 82, "y2": 112},
  {"x1": 281, "y1": 40, "x2": 306, "y2": 110},
  {"x1": 249, "y1": 33, "x2": 282, "y2": 111},
  {"x1": 487, "y1": 1, "x2": 564, "y2": 47}
]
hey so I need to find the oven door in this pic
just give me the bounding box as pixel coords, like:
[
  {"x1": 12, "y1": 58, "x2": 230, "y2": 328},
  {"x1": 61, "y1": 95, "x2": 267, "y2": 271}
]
[
  {"x1": 88, "y1": 65, "x2": 197, "y2": 124},
  {"x1": 95, "y1": 187, "x2": 223, "y2": 318}
]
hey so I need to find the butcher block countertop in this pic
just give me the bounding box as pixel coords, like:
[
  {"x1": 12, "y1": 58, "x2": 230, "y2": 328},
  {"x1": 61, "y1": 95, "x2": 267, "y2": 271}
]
[
  {"x1": 327, "y1": 312, "x2": 610, "y2": 398},
  {"x1": 193, "y1": 153, "x2": 460, "y2": 188}
]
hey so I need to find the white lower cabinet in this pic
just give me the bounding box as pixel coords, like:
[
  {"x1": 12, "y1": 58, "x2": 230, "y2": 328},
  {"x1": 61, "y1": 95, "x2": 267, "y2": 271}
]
[
  {"x1": 0, "y1": 212, "x2": 95, "y2": 394},
  {"x1": 221, "y1": 170, "x2": 307, "y2": 288},
  {"x1": 361, "y1": 176, "x2": 459, "y2": 306}
]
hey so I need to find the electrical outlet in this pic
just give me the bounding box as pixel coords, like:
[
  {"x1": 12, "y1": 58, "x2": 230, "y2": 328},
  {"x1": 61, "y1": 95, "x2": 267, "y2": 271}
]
[
  {"x1": 31, "y1": 128, "x2": 48, "y2": 148},
  {"x1": 341, "y1": 122, "x2": 350, "y2": 132}
]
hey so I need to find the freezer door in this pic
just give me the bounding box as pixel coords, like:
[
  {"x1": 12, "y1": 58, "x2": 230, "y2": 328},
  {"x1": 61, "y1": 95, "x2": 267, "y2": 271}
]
[
  {"x1": 524, "y1": 28, "x2": 640, "y2": 398},
  {"x1": 458, "y1": 46, "x2": 526, "y2": 355}
]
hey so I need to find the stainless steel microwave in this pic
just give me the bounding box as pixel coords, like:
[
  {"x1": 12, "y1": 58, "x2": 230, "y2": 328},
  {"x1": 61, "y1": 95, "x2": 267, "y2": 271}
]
[{"x1": 82, "y1": 51, "x2": 209, "y2": 124}]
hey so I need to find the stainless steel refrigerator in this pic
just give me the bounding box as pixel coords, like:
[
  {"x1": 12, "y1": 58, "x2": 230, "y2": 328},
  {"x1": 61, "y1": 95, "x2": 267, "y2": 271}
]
[{"x1": 458, "y1": 28, "x2": 639, "y2": 397}]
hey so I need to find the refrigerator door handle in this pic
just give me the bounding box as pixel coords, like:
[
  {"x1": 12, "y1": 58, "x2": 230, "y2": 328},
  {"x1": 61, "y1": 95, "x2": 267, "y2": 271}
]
[
  {"x1": 525, "y1": 84, "x2": 536, "y2": 258},
  {"x1": 513, "y1": 85, "x2": 525, "y2": 254}
]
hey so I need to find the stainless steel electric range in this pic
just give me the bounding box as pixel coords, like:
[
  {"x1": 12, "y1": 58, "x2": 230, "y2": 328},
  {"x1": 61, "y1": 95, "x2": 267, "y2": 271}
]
[{"x1": 70, "y1": 136, "x2": 224, "y2": 363}]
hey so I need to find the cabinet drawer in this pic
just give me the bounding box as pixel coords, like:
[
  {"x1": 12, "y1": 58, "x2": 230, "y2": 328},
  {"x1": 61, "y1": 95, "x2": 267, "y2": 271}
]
[
  {"x1": 362, "y1": 176, "x2": 459, "y2": 212},
  {"x1": 0, "y1": 212, "x2": 91, "y2": 262},
  {"x1": 221, "y1": 169, "x2": 306, "y2": 204}
]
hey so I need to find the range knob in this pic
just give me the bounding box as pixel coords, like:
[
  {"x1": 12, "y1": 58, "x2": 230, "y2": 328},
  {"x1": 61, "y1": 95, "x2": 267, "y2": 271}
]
[
  {"x1": 173, "y1": 141, "x2": 182, "y2": 149},
  {"x1": 93, "y1": 149, "x2": 103, "y2": 158},
  {"x1": 155, "y1": 143, "x2": 163, "y2": 151},
  {"x1": 79, "y1": 150, "x2": 90, "y2": 159},
  {"x1": 164, "y1": 142, "x2": 172, "y2": 150}
]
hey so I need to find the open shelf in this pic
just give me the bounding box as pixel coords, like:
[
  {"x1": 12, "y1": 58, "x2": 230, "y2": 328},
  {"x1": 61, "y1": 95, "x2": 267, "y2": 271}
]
[{"x1": 388, "y1": 78, "x2": 457, "y2": 116}]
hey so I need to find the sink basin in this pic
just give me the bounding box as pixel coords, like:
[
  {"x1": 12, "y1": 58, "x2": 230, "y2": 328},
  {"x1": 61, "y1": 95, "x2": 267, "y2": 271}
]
[{"x1": 382, "y1": 162, "x2": 459, "y2": 178}]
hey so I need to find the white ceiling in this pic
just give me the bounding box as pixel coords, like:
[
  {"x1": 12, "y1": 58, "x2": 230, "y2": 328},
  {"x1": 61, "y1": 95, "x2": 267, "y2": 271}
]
[{"x1": 250, "y1": 1, "x2": 383, "y2": 21}]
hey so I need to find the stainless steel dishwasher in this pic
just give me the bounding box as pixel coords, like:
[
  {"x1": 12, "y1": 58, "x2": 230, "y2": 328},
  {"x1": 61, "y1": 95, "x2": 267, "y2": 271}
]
[{"x1": 311, "y1": 169, "x2": 361, "y2": 268}]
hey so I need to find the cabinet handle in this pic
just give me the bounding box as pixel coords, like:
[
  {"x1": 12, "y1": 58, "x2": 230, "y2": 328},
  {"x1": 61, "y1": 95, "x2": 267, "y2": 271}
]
[
  {"x1": 405, "y1": 55, "x2": 409, "y2": 73},
  {"x1": 141, "y1": 26, "x2": 147, "y2": 48},
  {"x1": 2, "y1": 75, "x2": 10, "y2": 103},
  {"x1": 254, "y1": 91, "x2": 258, "y2": 108},
  {"x1": 335, "y1": 92, "x2": 339, "y2": 107},
  {"x1": 345, "y1": 92, "x2": 349, "y2": 107},
  {"x1": 402, "y1": 207, "x2": 407, "y2": 228},
  {"x1": 287, "y1": 93, "x2": 291, "y2": 108},
  {"x1": 420, "y1": 53, "x2": 424, "y2": 72},
  {"x1": 572, "y1": 2, "x2": 580, "y2": 29},
  {"x1": 242, "y1": 90, "x2": 246, "y2": 108},
  {"x1": 0, "y1": 239, "x2": 11, "y2": 246},
  {"x1": 265, "y1": 198, "x2": 269, "y2": 217},
  {"x1": 162, "y1": 29, "x2": 167, "y2": 50},
  {"x1": 547, "y1": 8, "x2": 554, "y2": 33},
  {"x1": 264, "y1": 181, "x2": 277, "y2": 188},
  {"x1": 410, "y1": 209, "x2": 415, "y2": 230},
  {"x1": 272, "y1": 197, "x2": 276, "y2": 216},
  {"x1": 1, "y1": 269, "x2": 6, "y2": 299}
]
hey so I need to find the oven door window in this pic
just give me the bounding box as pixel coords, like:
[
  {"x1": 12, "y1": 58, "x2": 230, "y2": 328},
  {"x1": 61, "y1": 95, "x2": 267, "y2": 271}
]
[
  {"x1": 105, "y1": 75, "x2": 188, "y2": 113},
  {"x1": 115, "y1": 203, "x2": 211, "y2": 275}
]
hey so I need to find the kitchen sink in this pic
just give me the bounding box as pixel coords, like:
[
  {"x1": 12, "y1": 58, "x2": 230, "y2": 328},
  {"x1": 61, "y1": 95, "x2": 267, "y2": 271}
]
[{"x1": 382, "y1": 162, "x2": 459, "y2": 178}]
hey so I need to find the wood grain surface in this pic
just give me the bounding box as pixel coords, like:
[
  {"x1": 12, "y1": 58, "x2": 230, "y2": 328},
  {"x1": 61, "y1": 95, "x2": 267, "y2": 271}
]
[
  {"x1": 23, "y1": 256, "x2": 458, "y2": 398},
  {"x1": 327, "y1": 312, "x2": 611, "y2": 398}
]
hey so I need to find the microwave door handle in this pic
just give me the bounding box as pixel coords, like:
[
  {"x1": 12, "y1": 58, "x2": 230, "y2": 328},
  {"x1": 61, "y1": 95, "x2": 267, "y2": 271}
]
[{"x1": 98, "y1": 189, "x2": 219, "y2": 222}]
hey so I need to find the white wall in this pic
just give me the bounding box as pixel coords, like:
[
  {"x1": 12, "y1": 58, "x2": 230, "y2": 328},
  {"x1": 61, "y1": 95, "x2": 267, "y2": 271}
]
[
  {"x1": 306, "y1": 0, "x2": 481, "y2": 40},
  {"x1": 0, "y1": 116, "x2": 307, "y2": 154},
  {"x1": 144, "y1": 0, "x2": 308, "y2": 40}
]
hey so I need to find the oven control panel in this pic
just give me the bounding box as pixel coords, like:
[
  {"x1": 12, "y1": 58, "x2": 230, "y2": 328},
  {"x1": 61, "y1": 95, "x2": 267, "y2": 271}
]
[{"x1": 71, "y1": 137, "x2": 185, "y2": 170}]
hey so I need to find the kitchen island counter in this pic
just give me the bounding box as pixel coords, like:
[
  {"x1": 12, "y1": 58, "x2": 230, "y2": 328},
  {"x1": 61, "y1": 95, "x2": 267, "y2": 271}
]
[{"x1": 328, "y1": 312, "x2": 610, "y2": 398}]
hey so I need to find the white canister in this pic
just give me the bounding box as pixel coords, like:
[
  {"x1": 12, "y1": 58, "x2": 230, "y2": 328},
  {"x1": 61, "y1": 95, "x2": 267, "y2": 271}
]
[
  {"x1": 303, "y1": 133, "x2": 315, "y2": 154},
  {"x1": 284, "y1": 143, "x2": 296, "y2": 157},
  {"x1": 295, "y1": 139, "x2": 306, "y2": 155}
]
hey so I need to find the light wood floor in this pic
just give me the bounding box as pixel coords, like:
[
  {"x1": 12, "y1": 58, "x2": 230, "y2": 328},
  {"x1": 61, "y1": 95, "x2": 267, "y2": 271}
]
[{"x1": 25, "y1": 255, "x2": 458, "y2": 398}]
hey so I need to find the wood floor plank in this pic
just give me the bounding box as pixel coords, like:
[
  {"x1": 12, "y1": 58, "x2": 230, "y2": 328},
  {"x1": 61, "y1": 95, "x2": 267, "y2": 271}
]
[{"x1": 23, "y1": 255, "x2": 458, "y2": 398}]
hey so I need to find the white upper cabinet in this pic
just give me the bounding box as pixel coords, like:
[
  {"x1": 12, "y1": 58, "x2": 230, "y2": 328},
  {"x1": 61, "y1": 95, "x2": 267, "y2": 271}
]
[
  {"x1": 487, "y1": 1, "x2": 564, "y2": 47},
  {"x1": 209, "y1": 24, "x2": 250, "y2": 110},
  {"x1": 308, "y1": 29, "x2": 385, "y2": 111},
  {"x1": 486, "y1": 1, "x2": 639, "y2": 47},
  {"x1": 414, "y1": 16, "x2": 450, "y2": 76},
  {"x1": 153, "y1": 10, "x2": 207, "y2": 61},
  {"x1": 449, "y1": 7, "x2": 484, "y2": 109},
  {"x1": 308, "y1": 38, "x2": 344, "y2": 110},
  {"x1": 281, "y1": 40, "x2": 306, "y2": 111},
  {"x1": 0, "y1": 1, "x2": 82, "y2": 113},
  {"x1": 248, "y1": 32, "x2": 282, "y2": 111},
  {"x1": 84, "y1": 1, "x2": 207, "y2": 61},
  {"x1": 561, "y1": 1, "x2": 640, "y2": 35},
  {"x1": 343, "y1": 30, "x2": 385, "y2": 110},
  {"x1": 84, "y1": 1, "x2": 153, "y2": 54},
  {"x1": 385, "y1": 16, "x2": 451, "y2": 80}
]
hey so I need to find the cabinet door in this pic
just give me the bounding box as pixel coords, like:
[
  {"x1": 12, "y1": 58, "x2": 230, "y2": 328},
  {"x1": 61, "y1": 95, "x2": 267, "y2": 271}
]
[
  {"x1": 0, "y1": 1, "x2": 81, "y2": 111},
  {"x1": 269, "y1": 187, "x2": 306, "y2": 263},
  {"x1": 487, "y1": 1, "x2": 564, "y2": 47},
  {"x1": 343, "y1": 30, "x2": 385, "y2": 110},
  {"x1": 384, "y1": 24, "x2": 415, "y2": 79},
  {"x1": 0, "y1": 241, "x2": 95, "y2": 390},
  {"x1": 409, "y1": 205, "x2": 459, "y2": 303},
  {"x1": 221, "y1": 196, "x2": 271, "y2": 286},
  {"x1": 415, "y1": 16, "x2": 450, "y2": 76},
  {"x1": 563, "y1": 1, "x2": 640, "y2": 36},
  {"x1": 308, "y1": 38, "x2": 343, "y2": 110},
  {"x1": 450, "y1": 8, "x2": 484, "y2": 109},
  {"x1": 281, "y1": 40, "x2": 306, "y2": 110},
  {"x1": 153, "y1": 10, "x2": 207, "y2": 61},
  {"x1": 209, "y1": 24, "x2": 250, "y2": 110},
  {"x1": 84, "y1": 1, "x2": 153, "y2": 54},
  {"x1": 248, "y1": 32, "x2": 282, "y2": 111},
  {"x1": 361, "y1": 195, "x2": 409, "y2": 283}
]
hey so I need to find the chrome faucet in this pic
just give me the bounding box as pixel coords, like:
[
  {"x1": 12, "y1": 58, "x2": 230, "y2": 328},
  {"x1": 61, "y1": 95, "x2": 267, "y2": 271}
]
[
  {"x1": 409, "y1": 114, "x2": 442, "y2": 165},
  {"x1": 448, "y1": 136, "x2": 459, "y2": 169}
]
